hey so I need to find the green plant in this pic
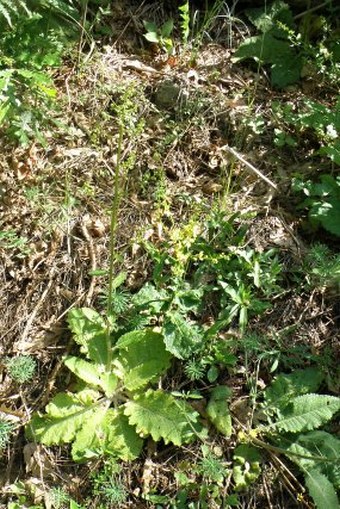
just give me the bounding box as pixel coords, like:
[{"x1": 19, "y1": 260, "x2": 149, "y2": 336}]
[
  {"x1": 49, "y1": 486, "x2": 70, "y2": 509},
  {"x1": 236, "y1": 368, "x2": 340, "y2": 508},
  {"x1": 143, "y1": 19, "x2": 174, "y2": 55},
  {"x1": 0, "y1": 419, "x2": 14, "y2": 448},
  {"x1": 26, "y1": 317, "x2": 203, "y2": 461},
  {"x1": 0, "y1": 1, "x2": 79, "y2": 144},
  {"x1": 173, "y1": 444, "x2": 230, "y2": 508},
  {"x1": 6, "y1": 481, "x2": 84, "y2": 509},
  {"x1": 232, "y1": 0, "x2": 302, "y2": 87},
  {"x1": 0, "y1": 229, "x2": 31, "y2": 258},
  {"x1": 5, "y1": 355, "x2": 37, "y2": 383},
  {"x1": 272, "y1": 96, "x2": 340, "y2": 164},
  {"x1": 179, "y1": 1, "x2": 190, "y2": 45},
  {"x1": 303, "y1": 243, "x2": 340, "y2": 290},
  {"x1": 292, "y1": 174, "x2": 340, "y2": 236},
  {"x1": 91, "y1": 460, "x2": 127, "y2": 507}
]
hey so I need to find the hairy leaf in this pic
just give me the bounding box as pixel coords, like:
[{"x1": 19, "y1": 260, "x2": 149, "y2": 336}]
[
  {"x1": 264, "y1": 367, "x2": 323, "y2": 413},
  {"x1": 131, "y1": 283, "x2": 167, "y2": 313},
  {"x1": 206, "y1": 386, "x2": 232, "y2": 437},
  {"x1": 27, "y1": 391, "x2": 100, "y2": 445},
  {"x1": 64, "y1": 356, "x2": 117, "y2": 396},
  {"x1": 71, "y1": 405, "x2": 108, "y2": 462},
  {"x1": 163, "y1": 312, "x2": 203, "y2": 359},
  {"x1": 115, "y1": 329, "x2": 171, "y2": 390},
  {"x1": 277, "y1": 431, "x2": 340, "y2": 486},
  {"x1": 124, "y1": 389, "x2": 202, "y2": 445},
  {"x1": 266, "y1": 394, "x2": 340, "y2": 433},
  {"x1": 102, "y1": 409, "x2": 143, "y2": 460},
  {"x1": 67, "y1": 308, "x2": 108, "y2": 365},
  {"x1": 305, "y1": 470, "x2": 340, "y2": 509}
]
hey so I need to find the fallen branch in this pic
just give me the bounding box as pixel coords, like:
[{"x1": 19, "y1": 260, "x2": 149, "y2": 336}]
[{"x1": 222, "y1": 145, "x2": 278, "y2": 191}]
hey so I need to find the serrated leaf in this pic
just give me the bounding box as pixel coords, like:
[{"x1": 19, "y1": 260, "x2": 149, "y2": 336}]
[
  {"x1": 277, "y1": 431, "x2": 340, "y2": 476},
  {"x1": 305, "y1": 470, "x2": 340, "y2": 509},
  {"x1": 267, "y1": 394, "x2": 340, "y2": 433},
  {"x1": 67, "y1": 308, "x2": 108, "y2": 365},
  {"x1": 64, "y1": 356, "x2": 118, "y2": 396},
  {"x1": 206, "y1": 386, "x2": 232, "y2": 437},
  {"x1": 264, "y1": 367, "x2": 323, "y2": 412},
  {"x1": 163, "y1": 312, "x2": 203, "y2": 359},
  {"x1": 27, "y1": 392, "x2": 98, "y2": 445},
  {"x1": 71, "y1": 405, "x2": 108, "y2": 462},
  {"x1": 64, "y1": 356, "x2": 103, "y2": 387},
  {"x1": 124, "y1": 389, "x2": 202, "y2": 445},
  {"x1": 115, "y1": 330, "x2": 171, "y2": 390},
  {"x1": 103, "y1": 409, "x2": 143, "y2": 460},
  {"x1": 131, "y1": 283, "x2": 167, "y2": 313}
]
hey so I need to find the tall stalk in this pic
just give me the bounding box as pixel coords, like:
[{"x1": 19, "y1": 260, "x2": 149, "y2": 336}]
[{"x1": 105, "y1": 123, "x2": 124, "y2": 370}]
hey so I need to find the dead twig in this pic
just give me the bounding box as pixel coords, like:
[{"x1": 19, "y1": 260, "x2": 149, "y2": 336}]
[{"x1": 222, "y1": 145, "x2": 278, "y2": 191}]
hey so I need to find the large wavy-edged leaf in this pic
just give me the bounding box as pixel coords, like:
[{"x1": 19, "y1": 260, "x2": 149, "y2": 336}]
[
  {"x1": 206, "y1": 386, "x2": 232, "y2": 437},
  {"x1": 71, "y1": 405, "x2": 108, "y2": 462},
  {"x1": 124, "y1": 389, "x2": 202, "y2": 445},
  {"x1": 102, "y1": 409, "x2": 143, "y2": 460},
  {"x1": 27, "y1": 391, "x2": 100, "y2": 445},
  {"x1": 264, "y1": 367, "x2": 323, "y2": 413},
  {"x1": 64, "y1": 356, "x2": 117, "y2": 396},
  {"x1": 67, "y1": 308, "x2": 108, "y2": 365},
  {"x1": 266, "y1": 394, "x2": 340, "y2": 433},
  {"x1": 115, "y1": 330, "x2": 171, "y2": 391},
  {"x1": 64, "y1": 356, "x2": 103, "y2": 387},
  {"x1": 232, "y1": 32, "x2": 301, "y2": 87},
  {"x1": 305, "y1": 470, "x2": 340, "y2": 509}
]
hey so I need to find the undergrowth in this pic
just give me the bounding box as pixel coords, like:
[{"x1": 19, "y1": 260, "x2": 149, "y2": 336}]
[{"x1": 1, "y1": 1, "x2": 340, "y2": 508}]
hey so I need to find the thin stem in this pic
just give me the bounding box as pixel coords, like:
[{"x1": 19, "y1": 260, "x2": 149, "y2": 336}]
[{"x1": 106, "y1": 122, "x2": 124, "y2": 370}]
